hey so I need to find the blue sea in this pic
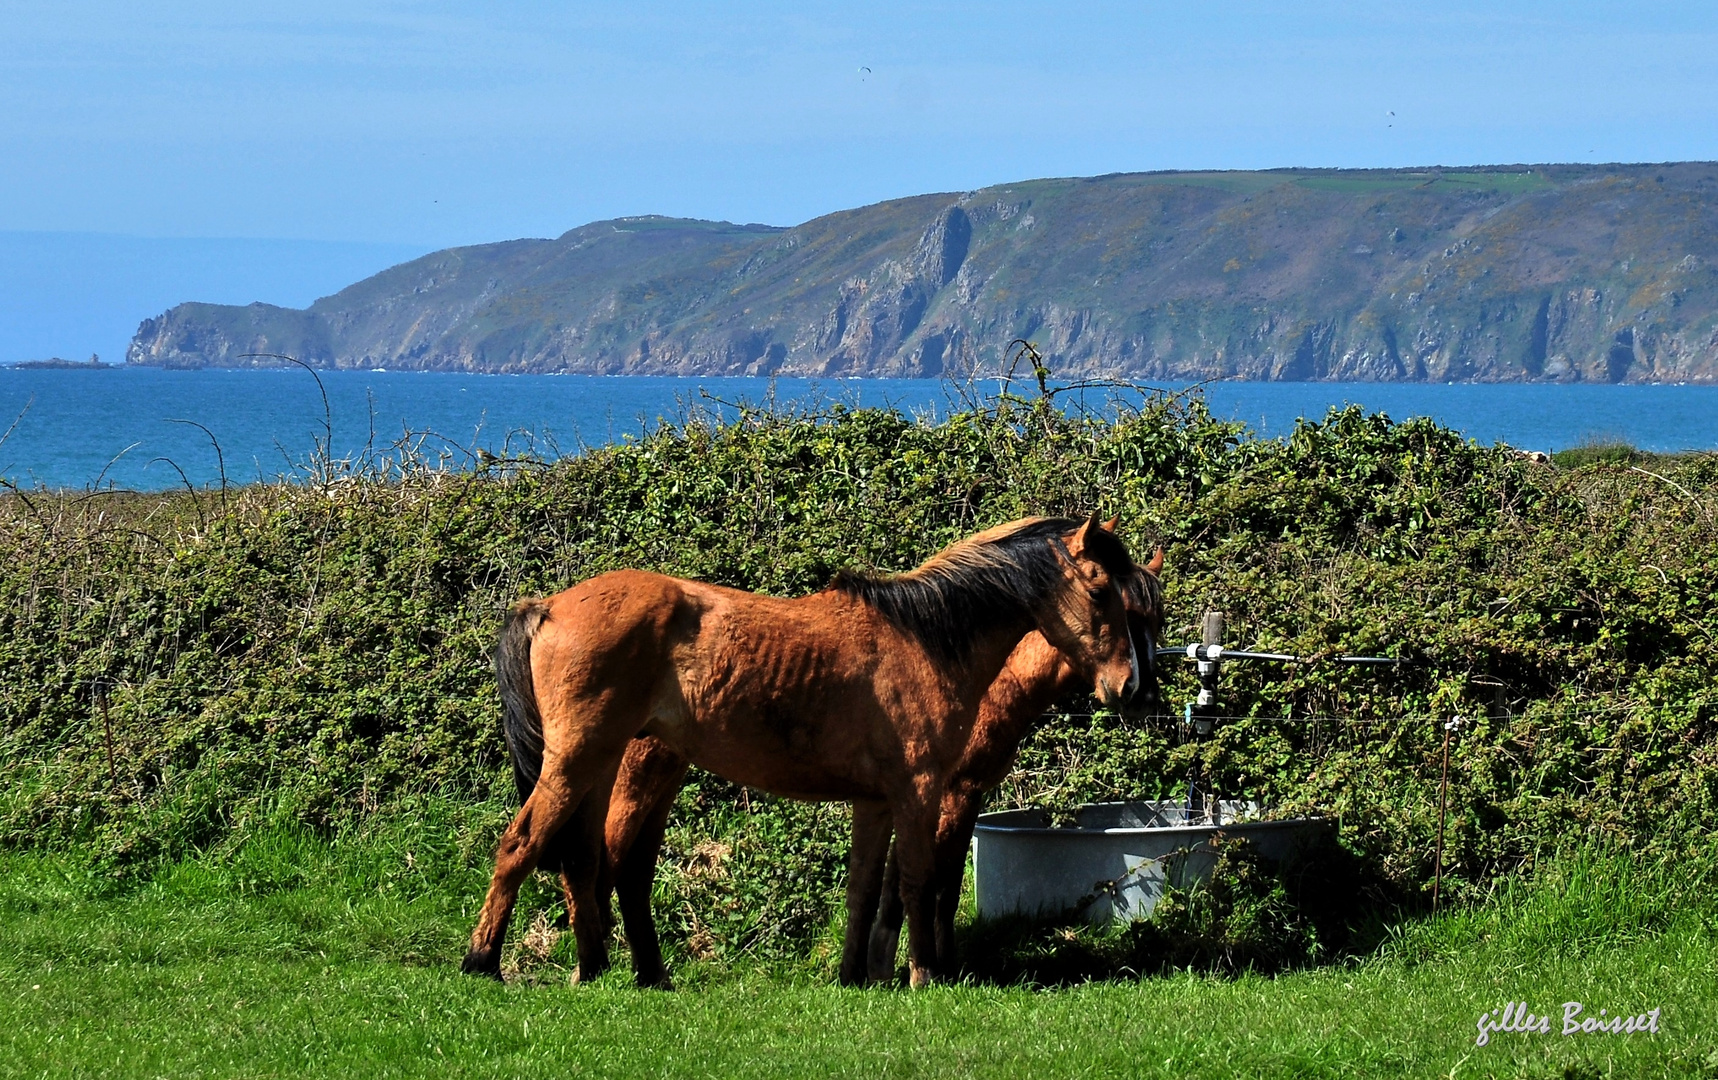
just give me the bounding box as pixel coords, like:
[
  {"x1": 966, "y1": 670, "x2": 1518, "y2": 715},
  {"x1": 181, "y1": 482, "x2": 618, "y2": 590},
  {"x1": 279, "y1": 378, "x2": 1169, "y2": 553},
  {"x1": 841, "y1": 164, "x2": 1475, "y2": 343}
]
[{"x1": 3, "y1": 366, "x2": 1716, "y2": 491}]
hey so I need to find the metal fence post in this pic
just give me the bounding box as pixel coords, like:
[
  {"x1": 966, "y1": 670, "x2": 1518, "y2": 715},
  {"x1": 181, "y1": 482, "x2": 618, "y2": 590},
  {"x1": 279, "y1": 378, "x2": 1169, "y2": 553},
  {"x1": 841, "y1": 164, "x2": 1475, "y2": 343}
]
[{"x1": 1186, "y1": 611, "x2": 1224, "y2": 824}]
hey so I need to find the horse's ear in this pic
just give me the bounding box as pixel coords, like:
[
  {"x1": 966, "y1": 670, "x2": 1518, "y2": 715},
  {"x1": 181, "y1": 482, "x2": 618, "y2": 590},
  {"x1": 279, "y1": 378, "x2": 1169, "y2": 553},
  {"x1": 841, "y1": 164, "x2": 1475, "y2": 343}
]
[
  {"x1": 1101, "y1": 515, "x2": 1119, "y2": 533},
  {"x1": 1145, "y1": 547, "x2": 1164, "y2": 577},
  {"x1": 1065, "y1": 513, "x2": 1101, "y2": 557}
]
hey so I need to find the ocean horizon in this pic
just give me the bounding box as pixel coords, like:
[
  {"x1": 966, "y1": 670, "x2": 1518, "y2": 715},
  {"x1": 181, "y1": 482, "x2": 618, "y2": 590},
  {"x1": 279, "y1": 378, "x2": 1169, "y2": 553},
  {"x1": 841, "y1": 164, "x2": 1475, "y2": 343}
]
[{"x1": 4, "y1": 366, "x2": 1715, "y2": 491}]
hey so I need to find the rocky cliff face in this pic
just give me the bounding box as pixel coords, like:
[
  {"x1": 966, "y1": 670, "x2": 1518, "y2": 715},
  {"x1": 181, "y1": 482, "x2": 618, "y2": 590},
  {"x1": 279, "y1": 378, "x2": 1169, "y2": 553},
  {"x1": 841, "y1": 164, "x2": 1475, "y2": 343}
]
[{"x1": 128, "y1": 165, "x2": 1718, "y2": 382}]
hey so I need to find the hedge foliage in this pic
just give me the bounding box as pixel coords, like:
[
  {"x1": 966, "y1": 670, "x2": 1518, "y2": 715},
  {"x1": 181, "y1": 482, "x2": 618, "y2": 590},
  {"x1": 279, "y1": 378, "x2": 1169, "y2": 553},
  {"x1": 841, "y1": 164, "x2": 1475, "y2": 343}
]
[{"x1": 2, "y1": 389, "x2": 1715, "y2": 964}]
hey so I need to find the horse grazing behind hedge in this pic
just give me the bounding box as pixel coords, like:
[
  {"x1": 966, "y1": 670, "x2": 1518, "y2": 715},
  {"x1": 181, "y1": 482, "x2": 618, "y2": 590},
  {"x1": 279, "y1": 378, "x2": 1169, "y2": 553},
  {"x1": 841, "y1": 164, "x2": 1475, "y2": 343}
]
[{"x1": 465, "y1": 515, "x2": 1141, "y2": 988}]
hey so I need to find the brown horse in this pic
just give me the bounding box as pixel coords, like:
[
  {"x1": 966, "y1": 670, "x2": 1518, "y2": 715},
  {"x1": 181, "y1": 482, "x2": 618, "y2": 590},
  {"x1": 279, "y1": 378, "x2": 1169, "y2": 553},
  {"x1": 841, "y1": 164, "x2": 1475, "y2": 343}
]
[
  {"x1": 867, "y1": 547, "x2": 1165, "y2": 979},
  {"x1": 556, "y1": 549, "x2": 1165, "y2": 988},
  {"x1": 465, "y1": 515, "x2": 1141, "y2": 987}
]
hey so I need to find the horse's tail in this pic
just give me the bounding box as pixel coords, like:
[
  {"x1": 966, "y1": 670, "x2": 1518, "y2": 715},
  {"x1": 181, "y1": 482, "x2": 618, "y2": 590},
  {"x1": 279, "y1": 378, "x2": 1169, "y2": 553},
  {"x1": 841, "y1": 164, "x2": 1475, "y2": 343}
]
[{"x1": 495, "y1": 597, "x2": 552, "y2": 803}]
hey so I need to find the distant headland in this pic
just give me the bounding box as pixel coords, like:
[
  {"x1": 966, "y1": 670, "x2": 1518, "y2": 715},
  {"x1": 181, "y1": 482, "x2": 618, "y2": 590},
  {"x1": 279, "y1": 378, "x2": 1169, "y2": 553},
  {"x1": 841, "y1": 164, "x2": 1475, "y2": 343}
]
[
  {"x1": 10, "y1": 355, "x2": 113, "y2": 371},
  {"x1": 127, "y1": 164, "x2": 1718, "y2": 383}
]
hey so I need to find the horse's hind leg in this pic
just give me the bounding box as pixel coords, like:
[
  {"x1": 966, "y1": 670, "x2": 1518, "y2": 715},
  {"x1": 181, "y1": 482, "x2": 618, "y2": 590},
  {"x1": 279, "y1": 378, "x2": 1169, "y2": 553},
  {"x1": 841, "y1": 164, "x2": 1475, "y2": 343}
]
[
  {"x1": 462, "y1": 770, "x2": 585, "y2": 979},
  {"x1": 839, "y1": 800, "x2": 892, "y2": 986}
]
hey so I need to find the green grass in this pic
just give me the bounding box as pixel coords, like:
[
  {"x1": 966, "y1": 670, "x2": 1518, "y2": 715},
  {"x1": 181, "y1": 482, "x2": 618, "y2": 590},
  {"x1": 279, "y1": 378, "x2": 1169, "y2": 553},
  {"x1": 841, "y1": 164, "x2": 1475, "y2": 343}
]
[
  {"x1": 1290, "y1": 170, "x2": 1555, "y2": 195},
  {"x1": 2, "y1": 834, "x2": 1714, "y2": 1079},
  {"x1": 1091, "y1": 168, "x2": 1555, "y2": 197},
  {"x1": 1549, "y1": 440, "x2": 1653, "y2": 468}
]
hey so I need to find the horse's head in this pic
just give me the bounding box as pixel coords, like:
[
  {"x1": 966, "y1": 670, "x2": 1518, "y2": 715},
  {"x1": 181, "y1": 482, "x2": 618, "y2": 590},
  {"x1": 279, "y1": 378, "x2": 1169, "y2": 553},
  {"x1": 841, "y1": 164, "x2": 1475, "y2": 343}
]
[
  {"x1": 1041, "y1": 515, "x2": 1142, "y2": 710},
  {"x1": 1118, "y1": 546, "x2": 1166, "y2": 719}
]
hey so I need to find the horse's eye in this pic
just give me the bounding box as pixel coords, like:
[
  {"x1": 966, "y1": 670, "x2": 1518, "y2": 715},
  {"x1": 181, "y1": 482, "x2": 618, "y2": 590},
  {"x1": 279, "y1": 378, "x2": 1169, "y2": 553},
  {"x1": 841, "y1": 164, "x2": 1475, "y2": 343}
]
[{"x1": 1087, "y1": 586, "x2": 1107, "y2": 602}]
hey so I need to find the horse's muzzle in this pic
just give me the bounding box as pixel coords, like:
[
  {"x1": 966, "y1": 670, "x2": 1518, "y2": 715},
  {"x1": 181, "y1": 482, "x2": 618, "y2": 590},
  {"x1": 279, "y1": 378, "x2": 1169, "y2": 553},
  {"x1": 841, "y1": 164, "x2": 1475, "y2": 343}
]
[
  {"x1": 1119, "y1": 682, "x2": 1159, "y2": 721},
  {"x1": 1095, "y1": 677, "x2": 1133, "y2": 710}
]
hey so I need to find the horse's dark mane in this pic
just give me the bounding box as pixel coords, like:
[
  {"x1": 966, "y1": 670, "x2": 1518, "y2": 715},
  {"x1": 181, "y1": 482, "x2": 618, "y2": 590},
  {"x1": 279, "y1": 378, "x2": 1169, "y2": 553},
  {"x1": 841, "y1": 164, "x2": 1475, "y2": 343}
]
[
  {"x1": 829, "y1": 517, "x2": 1134, "y2": 665},
  {"x1": 1124, "y1": 558, "x2": 1163, "y2": 615}
]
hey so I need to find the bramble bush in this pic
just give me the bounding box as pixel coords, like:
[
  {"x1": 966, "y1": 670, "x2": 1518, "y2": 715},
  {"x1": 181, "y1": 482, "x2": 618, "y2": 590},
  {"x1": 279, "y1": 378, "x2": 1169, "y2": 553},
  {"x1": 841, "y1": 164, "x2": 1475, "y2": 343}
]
[{"x1": 2, "y1": 387, "x2": 1715, "y2": 971}]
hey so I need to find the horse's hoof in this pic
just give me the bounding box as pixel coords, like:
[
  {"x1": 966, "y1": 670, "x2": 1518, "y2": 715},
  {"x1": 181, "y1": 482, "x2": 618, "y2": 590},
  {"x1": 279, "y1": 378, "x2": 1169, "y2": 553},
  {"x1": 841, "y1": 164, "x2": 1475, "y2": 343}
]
[
  {"x1": 570, "y1": 961, "x2": 610, "y2": 985},
  {"x1": 635, "y1": 971, "x2": 674, "y2": 991},
  {"x1": 908, "y1": 965, "x2": 938, "y2": 989},
  {"x1": 460, "y1": 949, "x2": 503, "y2": 980}
]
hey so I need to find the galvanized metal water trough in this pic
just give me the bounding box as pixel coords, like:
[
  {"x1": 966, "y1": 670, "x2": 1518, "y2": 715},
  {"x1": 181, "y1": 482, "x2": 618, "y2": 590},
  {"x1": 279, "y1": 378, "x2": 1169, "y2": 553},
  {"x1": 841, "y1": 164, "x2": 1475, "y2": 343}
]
[{"x1": 972, "y1": 800, "x2": 1328, "y2": 924}]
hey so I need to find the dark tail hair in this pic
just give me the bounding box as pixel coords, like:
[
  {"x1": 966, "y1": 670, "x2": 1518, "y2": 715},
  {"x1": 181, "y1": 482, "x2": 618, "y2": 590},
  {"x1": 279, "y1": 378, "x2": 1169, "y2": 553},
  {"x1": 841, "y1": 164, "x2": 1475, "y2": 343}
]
[{"x1": 496, "y1": 598, "x2": 551, "y2": 802}]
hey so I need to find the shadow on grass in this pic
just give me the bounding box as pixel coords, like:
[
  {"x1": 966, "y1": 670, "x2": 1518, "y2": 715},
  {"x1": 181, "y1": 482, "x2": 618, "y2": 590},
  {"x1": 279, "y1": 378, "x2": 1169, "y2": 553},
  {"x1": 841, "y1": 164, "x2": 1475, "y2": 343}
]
[
  {"x1": 946, "y1": 832, "x2": 1388, "y2": 987},
  {"x1": 944, "y1": 839, "x2": 1718, "y2": 990}
]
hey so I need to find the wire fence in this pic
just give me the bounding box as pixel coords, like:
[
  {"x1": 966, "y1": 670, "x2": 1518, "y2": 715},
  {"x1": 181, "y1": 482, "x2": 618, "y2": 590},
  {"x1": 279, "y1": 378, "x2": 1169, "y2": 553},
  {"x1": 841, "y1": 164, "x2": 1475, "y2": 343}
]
[{"x1": 1046, "y1": 704, "x2": 1645, "y2": 728}]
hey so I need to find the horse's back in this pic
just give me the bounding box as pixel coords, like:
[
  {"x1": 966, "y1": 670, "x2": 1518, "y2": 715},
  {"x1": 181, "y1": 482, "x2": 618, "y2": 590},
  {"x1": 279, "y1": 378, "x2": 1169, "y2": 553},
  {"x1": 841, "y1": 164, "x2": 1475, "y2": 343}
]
[{"x1": 521, "y1": 569, "x2": 936, "y2": 794}]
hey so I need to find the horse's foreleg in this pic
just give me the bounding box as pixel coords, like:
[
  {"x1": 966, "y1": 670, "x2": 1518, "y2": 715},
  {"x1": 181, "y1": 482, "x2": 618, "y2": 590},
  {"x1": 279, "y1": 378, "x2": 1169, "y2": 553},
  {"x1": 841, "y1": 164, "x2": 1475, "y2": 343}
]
[
  {"x1": 463, "y1": 773, "x2": 584, "y2": 979},
  {"x1": 839, "y1": 800, "x2": 892, "y2": 986},
  {"x1": 888, "y1": 802, "x2": 942, "y2": 988},
  {"x1": 866, "y1": 839, "x2": 903, "y2": 983},
  {"x1": 546, "y1": 829, "x2": 594, "y2": 933},
  {"x1": 612, "y1": 753, "x2": 687, "y2": 989},
  {"x1": 871, "y1": 792, "x2": 981, "y2": 979},
  {"x1": 569, "y1": 818, "x2": 617, "y2": 939},
  {"x1": 932, "y1": 791, "x2": 984, "y2": 975},
  {"x1": 562, "y1": 847, "x2": 615, "y2": 940}
]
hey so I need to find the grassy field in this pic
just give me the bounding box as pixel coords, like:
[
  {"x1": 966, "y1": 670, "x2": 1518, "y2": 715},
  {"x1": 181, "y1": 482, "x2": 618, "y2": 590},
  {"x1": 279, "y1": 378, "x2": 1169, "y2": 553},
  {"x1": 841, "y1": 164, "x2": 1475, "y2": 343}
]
[
  {"x1": 2, "y1": 826, "x2": 1713, "y2": 1080},
  {"x1": 4, "y1": 407, "x2": 1717, "y2": 1077}
]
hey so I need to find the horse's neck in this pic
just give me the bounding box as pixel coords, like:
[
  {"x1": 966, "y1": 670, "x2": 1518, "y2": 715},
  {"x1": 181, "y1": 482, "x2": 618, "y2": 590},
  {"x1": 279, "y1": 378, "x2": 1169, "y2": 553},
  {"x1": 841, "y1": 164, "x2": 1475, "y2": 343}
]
[
  {"x1": 982, "y1": 634, "x2": 1078, "y2": 727},
  {"x1": 953, "y1": 614, "x2": 1050, "y2": 715},
  {"x1": 960, "y1": 634, "x2": 1077, "y2": 775}
]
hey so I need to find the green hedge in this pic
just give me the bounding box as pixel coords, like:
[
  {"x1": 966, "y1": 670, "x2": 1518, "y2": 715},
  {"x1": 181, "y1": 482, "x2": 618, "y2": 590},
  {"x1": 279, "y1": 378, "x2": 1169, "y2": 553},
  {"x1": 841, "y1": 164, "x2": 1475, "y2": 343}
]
[{"x1": 3, "y1": 391, "x2": 1715, "y2": 964}]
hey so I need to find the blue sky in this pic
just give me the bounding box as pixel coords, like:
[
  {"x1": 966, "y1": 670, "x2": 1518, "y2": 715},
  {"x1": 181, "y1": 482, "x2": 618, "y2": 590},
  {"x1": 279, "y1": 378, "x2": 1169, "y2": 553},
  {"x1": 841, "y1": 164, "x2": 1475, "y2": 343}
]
[
  {"x1": 6, "y1": 1, "x2": 1717, "y2": 247},
  {"x1": 3, "y1": 2, "x2": 1717, "y2": 362}
]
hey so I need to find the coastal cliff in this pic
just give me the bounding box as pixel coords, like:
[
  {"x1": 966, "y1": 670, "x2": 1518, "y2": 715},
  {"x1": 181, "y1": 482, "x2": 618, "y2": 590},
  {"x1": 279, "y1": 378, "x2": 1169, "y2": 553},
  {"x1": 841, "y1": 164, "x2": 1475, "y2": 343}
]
[{"x1": 129, "y1": 164, "x2": 1718, "y2": 382}]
